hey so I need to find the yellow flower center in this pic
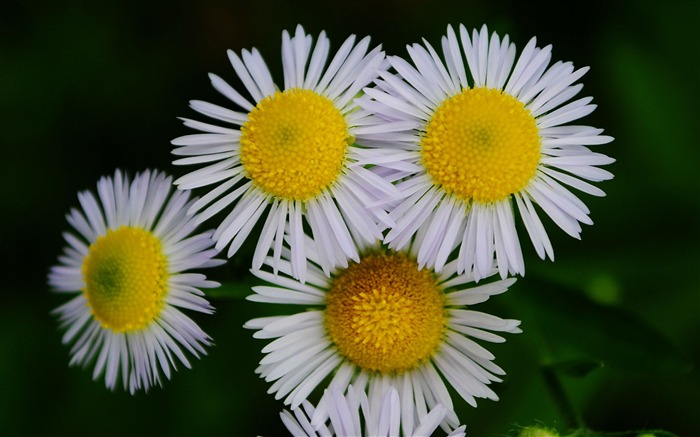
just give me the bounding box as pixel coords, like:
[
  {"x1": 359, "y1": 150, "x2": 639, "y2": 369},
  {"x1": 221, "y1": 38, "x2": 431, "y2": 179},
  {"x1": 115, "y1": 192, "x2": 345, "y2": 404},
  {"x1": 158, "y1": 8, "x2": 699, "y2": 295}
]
[
  {"x1": 240, "y1": 88, "x2": 351, "y2": 201},
  {"x1": 325, "y1": 252, "x2": 447, "y2": 374},
  {"x1": 81, "y1": 226, "x2": 169, "y2": 333},
  {"x1": 421, "y1": 87, "x2": 541, "y2": 203}
]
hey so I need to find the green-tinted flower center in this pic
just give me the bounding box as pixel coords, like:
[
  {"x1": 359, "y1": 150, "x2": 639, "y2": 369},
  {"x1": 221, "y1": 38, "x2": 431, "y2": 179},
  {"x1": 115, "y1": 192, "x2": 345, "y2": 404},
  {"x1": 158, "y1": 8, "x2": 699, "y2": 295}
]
[
  {"x1": 82, "y1": 226, "x2": 169, "y2": 332},
  {"x1": 421, "y1": 87, "x2": 541, "y2": 203},
  {"x1": 240, "y1": 88, "x2": 351, "y2": 201}
]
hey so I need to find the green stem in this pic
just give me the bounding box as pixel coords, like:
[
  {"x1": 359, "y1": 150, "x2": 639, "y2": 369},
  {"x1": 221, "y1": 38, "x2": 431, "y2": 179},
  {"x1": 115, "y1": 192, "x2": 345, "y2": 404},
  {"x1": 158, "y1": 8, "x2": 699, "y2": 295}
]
[{"x1": 541, "y1": 366, "x2": 584, "y2": 430}]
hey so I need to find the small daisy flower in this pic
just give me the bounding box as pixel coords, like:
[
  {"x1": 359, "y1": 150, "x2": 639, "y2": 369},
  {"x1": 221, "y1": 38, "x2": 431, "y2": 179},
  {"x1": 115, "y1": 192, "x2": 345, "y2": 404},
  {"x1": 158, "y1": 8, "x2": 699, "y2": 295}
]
[
  {"x1": 280, "y1": 385, "x2": 467, "y2": 437},
  {"x1": 358, "y1": 24, "x2": 615, "y2": 280},
  {"x1": 172, "y1": 25, "x2": 398, "y2": 282},
  {"x1": 244, "y1": 242, "x2": 520, "y2": 432},
  {"x1": 48, "y1": 170, "x2": 223, "y2": 393}
]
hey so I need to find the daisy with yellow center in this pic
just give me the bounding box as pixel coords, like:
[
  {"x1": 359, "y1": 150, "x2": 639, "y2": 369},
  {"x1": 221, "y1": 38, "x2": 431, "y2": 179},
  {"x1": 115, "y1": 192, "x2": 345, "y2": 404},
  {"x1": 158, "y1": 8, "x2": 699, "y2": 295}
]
[
  {"x1": 359, "y1": 24, "x2": 615, "y2": 280},
  {"x1": 244, "y1": 243, "x2": 520, "y2": 433},
  {"x1": 48, "y1": 170, "x2": 223, "y2": 393},
  {"x1": 172, "y1": 25, "x2": 399, "y2": 282}
]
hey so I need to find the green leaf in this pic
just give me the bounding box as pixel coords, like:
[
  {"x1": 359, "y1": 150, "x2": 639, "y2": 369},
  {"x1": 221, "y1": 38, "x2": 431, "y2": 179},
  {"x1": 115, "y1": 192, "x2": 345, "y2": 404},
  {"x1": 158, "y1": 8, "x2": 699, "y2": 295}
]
[
  {"x1": 206, "y1": 277, "x2": 259, "y2": 299},
  {"x1": 511, "y1": 278, "x2": 692, "y2": 375},
  {"x1": 546, "y1": 359, "x2": 604, "y2": 378}
]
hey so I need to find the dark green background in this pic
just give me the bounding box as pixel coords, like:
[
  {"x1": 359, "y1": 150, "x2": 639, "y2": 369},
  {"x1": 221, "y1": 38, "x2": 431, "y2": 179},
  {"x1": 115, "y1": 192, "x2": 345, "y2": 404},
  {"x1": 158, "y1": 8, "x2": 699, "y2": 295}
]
[{"x1": 1, "y1": 1, "x2": 698, "y2": 436}]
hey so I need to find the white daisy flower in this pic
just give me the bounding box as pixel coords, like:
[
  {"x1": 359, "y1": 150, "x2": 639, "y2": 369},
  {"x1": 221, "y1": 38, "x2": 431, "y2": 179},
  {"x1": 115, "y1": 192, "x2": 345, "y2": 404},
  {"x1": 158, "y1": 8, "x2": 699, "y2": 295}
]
[
  {"x1": 244, "y1": 242, "x2": 520, "y2": 432},
  {"x1": 172, "y1": 24, "x2": 398, "y2": 282},
  {"x1": 280, "y1": 385, "x2": 467, "y2": 437},
  {"x1": 48, "y1": 170, "x2": 223, "y2": 393},
  {"x1": 358, "y1": 24, "x2": 615, "y2": 280}
]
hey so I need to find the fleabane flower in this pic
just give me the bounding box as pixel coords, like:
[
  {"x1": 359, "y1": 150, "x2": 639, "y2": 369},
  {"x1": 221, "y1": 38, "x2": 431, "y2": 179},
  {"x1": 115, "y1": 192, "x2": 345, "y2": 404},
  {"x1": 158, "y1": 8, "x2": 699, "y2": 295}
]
[
  {"x1": 280, "y1": 385, "x2": 466, "y2": 437},
  {"x1": 244, "y1": 241, "x2": 520, "y2": 432},
  {"x1": 48, "y1": 170, "x2": 223, "y2": 393},
  {"x1": 358, "y1": 24, "x2": 615, "y2": 280},
  {"x1": 172, "y1": 25, "x2": 398, "y2": 282}
]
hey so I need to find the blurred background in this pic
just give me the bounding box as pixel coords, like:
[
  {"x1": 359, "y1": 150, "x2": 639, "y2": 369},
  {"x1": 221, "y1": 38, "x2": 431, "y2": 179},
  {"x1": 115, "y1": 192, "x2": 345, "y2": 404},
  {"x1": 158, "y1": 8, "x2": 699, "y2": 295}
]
[{"x1": 1, "y1": 0, "x2": 698, "y2": 436}]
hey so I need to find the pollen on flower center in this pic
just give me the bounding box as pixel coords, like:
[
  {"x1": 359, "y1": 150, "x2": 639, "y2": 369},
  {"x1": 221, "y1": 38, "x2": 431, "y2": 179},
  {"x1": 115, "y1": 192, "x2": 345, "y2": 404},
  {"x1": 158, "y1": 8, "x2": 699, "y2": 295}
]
[
  {"x1": 421, "y1": 87, "x2": 541, "y2": 203},
  {"x1": 240, "y1": 88, "x2": 351, "y2": 201},
  {"x1": 82, "y1": 226, "x2": 169, "y2": 333},
  {"x1": 325, "y1": 252, "x2": 447, "y2": 374}
]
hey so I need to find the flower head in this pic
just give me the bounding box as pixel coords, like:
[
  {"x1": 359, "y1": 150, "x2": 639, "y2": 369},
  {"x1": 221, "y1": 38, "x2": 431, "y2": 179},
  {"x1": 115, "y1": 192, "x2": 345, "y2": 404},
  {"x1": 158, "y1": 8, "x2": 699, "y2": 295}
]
[
  {"x1": 172, "y1": 25, "x2": 398, "y2": 282},
  {"x1": 359, "y1": 24, "x2": 614, "y2": 280},
  {"x1": 48, "y1": 170, "x2": 223, "y2": 393},
  {"x1": 244, "y1": 241, "x2": 520, "y2": 432}
]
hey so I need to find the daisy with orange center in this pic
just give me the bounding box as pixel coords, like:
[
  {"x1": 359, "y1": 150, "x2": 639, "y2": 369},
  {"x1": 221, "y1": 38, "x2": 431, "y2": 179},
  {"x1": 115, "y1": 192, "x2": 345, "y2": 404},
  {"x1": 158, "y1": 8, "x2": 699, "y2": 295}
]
[{"x1": 245, "y1": 242, "x2": 520, "y2": 433}]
